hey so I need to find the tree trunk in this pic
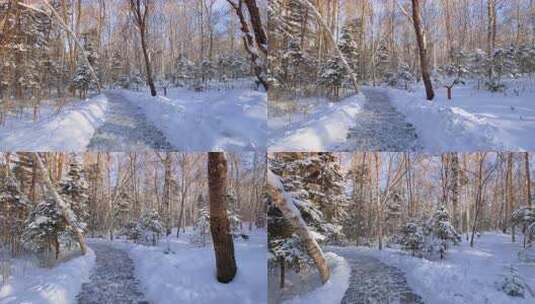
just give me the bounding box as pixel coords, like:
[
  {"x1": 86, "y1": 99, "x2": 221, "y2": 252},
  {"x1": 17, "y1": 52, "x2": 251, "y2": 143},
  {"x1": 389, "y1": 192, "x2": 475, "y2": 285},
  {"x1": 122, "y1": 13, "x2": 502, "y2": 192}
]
[
  {"x1": 208, "y1": 152, "x2": 237, "y2": 283},
  {"x1": 410, "y1": 0, "x2": 435, "y2": 100},
  {"x1": 267, "y1": 170, "x2": 331, "y2": 284},
  {"x1": 129, "y1": 0, "x2": 157, "y2": 96},
  {"x1": 526, "y1": 152, "x2": 532, "y2": 207},
  {"x1": 33, "y1": 153, "x2": 87, "y2": 255}
]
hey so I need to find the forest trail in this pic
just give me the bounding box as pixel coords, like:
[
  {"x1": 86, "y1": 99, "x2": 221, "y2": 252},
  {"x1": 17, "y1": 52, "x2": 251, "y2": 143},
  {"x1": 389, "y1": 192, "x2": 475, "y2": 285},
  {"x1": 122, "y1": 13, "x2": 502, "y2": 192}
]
[
  {"x1": 87, "y1": 91, "x2": 174, "y2": 151},
  {"x1": 333, "y1": 248, "x2": 424, "y2": 304},
  {"x1": 77, "y1": 240, "x2": 149, "y2": 304},
  {"x1": 340, "y1": 88, "x2": 421, "y2": 151}
]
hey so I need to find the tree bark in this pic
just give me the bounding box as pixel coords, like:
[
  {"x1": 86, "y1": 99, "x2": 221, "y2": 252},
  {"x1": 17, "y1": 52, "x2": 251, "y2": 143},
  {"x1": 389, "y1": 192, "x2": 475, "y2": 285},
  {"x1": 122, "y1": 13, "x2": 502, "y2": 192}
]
[
  {"x1": 267, "y1": 170, "x2": 331, "y2": 284},
  {"x1": 410, "y1": 0, "x2": 435, "y2": 100},
  {"x1": 129, "y1": 0, "x2": 157, "y2": 96},
  {"x1": 208, "y1": 152, "x2": 237, "y2": 283},
  {"x1": 33, "y1": 153, "x2": 87, "y2": 255},
  {"x1": 526, "y1": 152, "x2": 532, "y2": 207}
]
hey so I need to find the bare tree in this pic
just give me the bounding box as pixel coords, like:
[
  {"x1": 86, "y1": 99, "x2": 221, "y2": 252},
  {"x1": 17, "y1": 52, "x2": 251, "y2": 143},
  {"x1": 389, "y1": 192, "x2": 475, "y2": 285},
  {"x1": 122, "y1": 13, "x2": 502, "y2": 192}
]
[{"x1": 128, "y1": 0, "x2": 157, "y2": 96}]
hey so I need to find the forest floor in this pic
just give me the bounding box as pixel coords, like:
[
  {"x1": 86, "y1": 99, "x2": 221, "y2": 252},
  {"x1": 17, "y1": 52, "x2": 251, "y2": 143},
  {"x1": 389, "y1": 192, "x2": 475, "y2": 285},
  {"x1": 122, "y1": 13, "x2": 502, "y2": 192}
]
[
  {"x1": 117, "y1": 84, "x2": 267, "y2": 151},
  {"x1": 385, "y1": 78, "x2": 535, "y2": 151},
  {"x1": 0, "y1": 247, "x2": 95, "y2": 304},
  {"x1": 339, "y1": 88, "x2": 420, "y2": 151},
  {"x1": 268, "y1": 93, "x2": 366, "y2": 151},
  {"x1": 0, "y1": 81, "x2": 266, "y2": 151},
  {"x1": 86, "y1": 91, "x2": 174, "y2": 151},
  {"x1": 76, "y1": 240, "x2": 148, "y2": 304},
  {"x1": 332, "y1": 248, "x2": 424, "y2": 304},
  {"x1": 269, "y1": 78, "x2": 535, "y2": 151},
  {"x1": 1, "y1": 228, "x2": 267, "y2": 304},
  {"x1": 345, "y1": 232, "x2": 535, "y2": 304},
  {"x1": 0, "y1": 95, "x2": 108, "y2": 151},
  {"x1": 273, "y1": 233, "x2": 535, "y2": 304}
]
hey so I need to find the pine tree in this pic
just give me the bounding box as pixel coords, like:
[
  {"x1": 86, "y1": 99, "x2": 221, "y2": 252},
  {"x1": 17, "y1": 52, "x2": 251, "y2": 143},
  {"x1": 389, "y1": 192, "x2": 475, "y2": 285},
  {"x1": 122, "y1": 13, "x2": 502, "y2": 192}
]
[
  {"x1": 110, "y1": 50, "x2": 124, "y2": 87},
  {"x1": 318, "y1": 57, "x2": 346, "y2": 99},
  {"x1": 58, "y1": 154, "x2": 89, "y2": 231},
  {"x1": 22, "y1": 198, "x2": 68, "y2": 259},
  {"x1": 72, "y1": 62, "x2": 92, "y2": 99},
  {"x1": 426, "y1": 205, "x2": 461, "y2": 259},
  {"x1": 338, "y1": 24, "x2": 359, "y2": 81},
  {"x1": 174, "y1": 55, "x2": 195, "y2": 86},
  {"x1": 137, "y1": 208, "x2": 165, "y2": 246},
  {"x1": 400, "y1": 222, "x2": 425, "y2": 256}
]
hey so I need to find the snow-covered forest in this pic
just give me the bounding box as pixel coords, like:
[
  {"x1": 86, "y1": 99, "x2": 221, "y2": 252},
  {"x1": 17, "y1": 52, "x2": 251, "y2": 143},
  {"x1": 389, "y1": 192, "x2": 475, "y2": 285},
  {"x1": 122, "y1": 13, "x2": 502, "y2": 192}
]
[
  {"x1": 0, "y1": 152, "x2": 267, "y2": 303},
  {"x1": 268, "y1": 0, "x2": 535, "y2": 151},
  {"x1": 268, "y1": 152, "x2": 535, "y2": 304},
  {"x1": 0, "y1": 0, "x2": 267, "y2": 151}
]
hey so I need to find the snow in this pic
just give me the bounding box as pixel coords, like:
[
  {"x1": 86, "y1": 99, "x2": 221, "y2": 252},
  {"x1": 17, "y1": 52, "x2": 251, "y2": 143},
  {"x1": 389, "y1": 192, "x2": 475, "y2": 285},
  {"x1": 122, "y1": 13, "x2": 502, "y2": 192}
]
[
  {"x1": 0, "y1": 95, "x2": 108, "y2": 151},
  {"x1": 269, "y1": 93, "x2": 366, "y2": 151},
  {"x1": 118, "y1": 85, "x2": 267, "y2": 151},
  {"x1": 355, "y1": 232, "x2": 535, "y2": 304},
  {"x1": 275, "y1": 252, "x2": 350, "y2": 304},
  {"x1": 385, "y1": 79, "x2": 535, "y2": 151},
  {"x1": 108, "y1": 227, "x2": 267, "y2": 304},
  {"x1": 0, "y1": 249, "x2": 96, "y2": 304}
]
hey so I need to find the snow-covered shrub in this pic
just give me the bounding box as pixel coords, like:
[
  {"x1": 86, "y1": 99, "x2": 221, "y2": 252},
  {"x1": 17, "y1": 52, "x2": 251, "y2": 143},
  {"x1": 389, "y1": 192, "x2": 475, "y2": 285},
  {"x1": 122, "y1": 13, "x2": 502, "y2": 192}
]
[
  {"x1": 425, "y1": 206, "x2": 461, "y2": 259},
  {"x1": 58, "y1": 154, "x2": 89, "y2": 232},
  {"x1": 385, "y1": 63, "x2": 414, "y2": 90},
  {"x1": 318, "y1": 57, "x2": 346, "y2": 99},
  {"x1": 400, "y1": 222, "x2": 425, "y2": 256},
  {"x1": 137, "y1": 209, "x2": 165, "y2": 246},
  {"x1": 191, "y1": 206, "x2": 210, "y2": 247},
  {"x1": 512, "y1": 206, "x2": 535, "y2": 246},
  {"x1": 22, "y1": 198, "x2": 67, "y2": 258},
  {"x1": 499, "y1": 266, "x2": 526, "y2": 298}
]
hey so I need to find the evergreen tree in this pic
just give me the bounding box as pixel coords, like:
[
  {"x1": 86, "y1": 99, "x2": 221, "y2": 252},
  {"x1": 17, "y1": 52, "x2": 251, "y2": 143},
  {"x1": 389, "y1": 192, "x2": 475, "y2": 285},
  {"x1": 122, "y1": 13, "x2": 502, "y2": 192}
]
[
  {"x1": 318, "y1": 57, "x2": 346, "y2": 99},
  {"x1": 338, "y1": 24, "x2": 359, "y2": 80},
  {"x1": 137, "y1": 209, "x2": 165, "y2": 246},
  {"x1": 400, "y1": 222, "x2": 425, "y2": 256},
  {"x1": 22, "y1": 198, "x2": 68, "y2": 259},
  {"x1": 58, "y1": 154, "x2": 89, "y2": 231},
  {"x1": 425, "y1": 206, "x2": 461, "y2": 259}
]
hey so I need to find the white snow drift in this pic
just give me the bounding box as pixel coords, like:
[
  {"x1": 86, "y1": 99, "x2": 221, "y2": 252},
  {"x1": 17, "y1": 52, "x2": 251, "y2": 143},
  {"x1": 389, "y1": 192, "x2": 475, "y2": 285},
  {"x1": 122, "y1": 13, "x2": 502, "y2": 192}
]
[
  {"x1": 269, "y1": 94, "x2": 366, "y2": 151},
  {"x1": 0, "y1": 95, "x2": 108, "y2": 151},
  {"x1": 0, "y1": 249, "x2": 96, "y2": 304}
]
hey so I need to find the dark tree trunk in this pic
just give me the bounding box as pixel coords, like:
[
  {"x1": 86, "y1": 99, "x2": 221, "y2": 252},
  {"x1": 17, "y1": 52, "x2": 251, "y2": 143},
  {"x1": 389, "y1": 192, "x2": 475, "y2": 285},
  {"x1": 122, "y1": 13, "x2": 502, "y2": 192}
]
[
  {"x1": 411, "y1": 0, "x2": 435, "y2": 100},
  {"x1": 208, "y1": 152, "x2": 237, "y2": 283},
  {"x1": 129, "y1": 0, "x2": 157, "y2": 97}
]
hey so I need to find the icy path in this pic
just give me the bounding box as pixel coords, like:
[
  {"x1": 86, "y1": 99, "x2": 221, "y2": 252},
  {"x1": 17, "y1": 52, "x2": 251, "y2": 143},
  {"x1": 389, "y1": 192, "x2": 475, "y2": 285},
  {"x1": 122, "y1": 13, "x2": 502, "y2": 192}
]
[
  {"x1": 87, "y1": 91, "x2": 174, "y2": 151},
  {"x1": 334, "y1": 249, "x2": 424, "y2": 304},
  {"x1": 341, "y1": 88, "x2": 420, "y2": 151},
  {"x1": 76, "y1": 241, "x2": 148, "y2": 304}
]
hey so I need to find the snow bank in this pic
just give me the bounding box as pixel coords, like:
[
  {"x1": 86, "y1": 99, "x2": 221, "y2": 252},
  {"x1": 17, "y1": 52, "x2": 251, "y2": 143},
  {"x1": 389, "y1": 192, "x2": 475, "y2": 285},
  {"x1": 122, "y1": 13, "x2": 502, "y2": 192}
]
[
  {"x1": 269, "y1": 94, "x2": 366, "y2": 151},
  {"x1": 117, "y1": 85, "x2": 266, "y2": 151},
  {"x1": 282, "y1": 252, "x2": 350, "y2": 304},
  {"x1": 0, "y1": 95, "x2": 107, "y2": 151},
  {"x1": 110, "y1": 229, "x2": 267, "y2": 304},
  {"x1": 384, "y1": 80, "x2": 535, "y2": 151},
  {"x1": 0, "y1": 249, "x2": 96, "y2": 304},
  {"x1": 360, "y1": 232, "x2": 535, "y2": 304}
]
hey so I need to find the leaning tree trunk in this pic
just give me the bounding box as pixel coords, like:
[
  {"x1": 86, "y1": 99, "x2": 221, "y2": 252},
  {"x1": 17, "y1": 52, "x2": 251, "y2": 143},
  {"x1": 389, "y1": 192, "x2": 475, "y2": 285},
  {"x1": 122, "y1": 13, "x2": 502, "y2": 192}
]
[
  {"x1": 33, "y1": 153, "x2": 87, "y2": 255},
  {"x1": 267, "y1": 170, "x2": 331, "y2": 284},
  {"x1": 410, "y1": 0, "x2": 434, "y2": 100},
  {"x1": 300, "y1": 0, "x2": 359, "y2": 93},
  {"x1": 208, "y1": 152, "x2": 237, "y2": 283}
]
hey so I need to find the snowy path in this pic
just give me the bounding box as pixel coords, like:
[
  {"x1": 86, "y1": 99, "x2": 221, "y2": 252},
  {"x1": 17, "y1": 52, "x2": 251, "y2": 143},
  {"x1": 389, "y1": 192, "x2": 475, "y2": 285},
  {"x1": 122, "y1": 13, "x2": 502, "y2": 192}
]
[
  {"x1": 76, "y1": 241, "x2": 148, "y2": 304},
  {"x1": 341, "y1": 88, "x2": 420, "y2": 151},
  {"x1": 87, "y1": 91, "x2": 174, "y2": 151},
  {"x1": 334, "y1": 249, "x2": 424, "y2": 304}
]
